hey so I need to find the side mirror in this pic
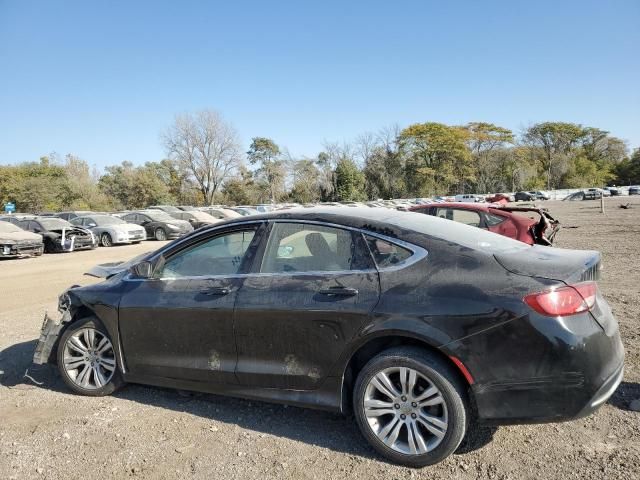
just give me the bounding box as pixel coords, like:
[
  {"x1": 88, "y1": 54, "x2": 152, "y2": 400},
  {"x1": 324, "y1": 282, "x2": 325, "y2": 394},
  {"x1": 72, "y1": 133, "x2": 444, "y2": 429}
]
[
  {"x1": 132, "y1": 261, "x2": 153, "y2": 279},
  {"x1": 88, "y1": 223, "x2": 97, "y2": 228}
]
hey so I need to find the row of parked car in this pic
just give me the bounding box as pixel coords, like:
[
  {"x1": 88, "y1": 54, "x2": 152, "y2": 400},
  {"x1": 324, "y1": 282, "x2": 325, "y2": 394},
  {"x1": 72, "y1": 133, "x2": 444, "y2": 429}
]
[
  {"x1": 1, "y1": 194, "x2": 567, "y2": 260},
  {"x1": 0, "y1": 205, "x2": 252, "y2": 259}
]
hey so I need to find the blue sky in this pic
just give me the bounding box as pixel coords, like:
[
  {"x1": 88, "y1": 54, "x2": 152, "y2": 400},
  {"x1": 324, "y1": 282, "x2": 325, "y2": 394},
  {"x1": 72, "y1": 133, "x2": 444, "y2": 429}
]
[{"x1": 1, "y1": 0, "x2": 638, "y2": 170}]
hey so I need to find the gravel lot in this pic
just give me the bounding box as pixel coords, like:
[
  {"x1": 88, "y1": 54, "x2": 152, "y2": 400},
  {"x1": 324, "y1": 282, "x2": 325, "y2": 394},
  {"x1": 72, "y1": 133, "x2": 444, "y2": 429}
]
[{"x1": 1, "y1": 198, "x2": 639, "y2": 479}]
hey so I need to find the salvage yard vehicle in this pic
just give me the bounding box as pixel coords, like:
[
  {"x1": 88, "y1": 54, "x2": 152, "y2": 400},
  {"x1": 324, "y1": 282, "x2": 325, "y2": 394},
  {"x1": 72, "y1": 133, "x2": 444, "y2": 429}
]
[
  {"x1": 200, "y1": 207, "x2": 243, "y2": 220},
  {"x1": 514, "y1": 191, "x2": 536, "y2": 202},
  {"x1": 528, "y1": 190, "x2": 550, "y2": 200},
  {"x1": 71, "y1": 214, "x2": 147, "y2": 247},
  {"x1": 19, "y1": 217, "x2": 96, "y2": 252},
  {"x1": 121, "y1": 210, "x2": 193, "y2": 241},
  {"x1": 32, "y1": 207, "x2": 623, "y2": 467},
  {"x1": 410, "y1": 202, "x2": 560, "y2": 245},
  {"x1": 584, "y1": 188, "x2": 603, "y2": 200},
  {"x1": 0, "y1": 213, "x2": 37, "y2": 226},
  {"x1": 0, "y1": 220, "x2": 44, "y2": 258},
  {"x1": 55, "y1": 211, "x2": 94, "y2": 221},
  {"x1": 171, "y1": 210, "x2": 221, "y2": 229}
]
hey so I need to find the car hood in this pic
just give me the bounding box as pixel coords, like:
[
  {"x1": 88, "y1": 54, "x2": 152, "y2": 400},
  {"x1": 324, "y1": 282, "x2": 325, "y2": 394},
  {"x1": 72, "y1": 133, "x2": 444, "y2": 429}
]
[
  {"x1": 0, "y1": 230, "x2": 43, "y2": 243},
  {"x1": 85, "y1": 251, "x2": 152, "y2": 278}
]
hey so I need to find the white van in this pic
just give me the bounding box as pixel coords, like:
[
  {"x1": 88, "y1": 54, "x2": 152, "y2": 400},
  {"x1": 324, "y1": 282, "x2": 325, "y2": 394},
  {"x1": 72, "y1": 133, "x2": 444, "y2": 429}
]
[{"x1": 454, "y1": 194, "x2": 478, "y2": 203}]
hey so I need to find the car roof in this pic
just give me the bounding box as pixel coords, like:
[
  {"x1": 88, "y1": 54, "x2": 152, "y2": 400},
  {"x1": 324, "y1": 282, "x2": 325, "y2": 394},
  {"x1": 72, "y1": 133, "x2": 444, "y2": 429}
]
[
  {"x1": 410, "y1": 202, "x2": 493, "y2": 212},
  {"x1": 184, "y1": 206, "x2": 529, "y2": 255}
]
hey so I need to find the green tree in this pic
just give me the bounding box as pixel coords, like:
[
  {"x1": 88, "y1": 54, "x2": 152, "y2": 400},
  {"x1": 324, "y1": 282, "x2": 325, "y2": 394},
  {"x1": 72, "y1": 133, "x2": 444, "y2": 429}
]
[
  {"x1": 98, "y1": 161, "x2": 174, "y2": 209},
  {"x1": 221, "y1": 166, "x2": 259, "y2": 205},
  {"x1": 289, "y1": 159, "x2": 321, "y2": 203},
  {"x1": 522, "y1": 122, "x2": 585, "y2": 189},
  {"x1": 614, "y1": 148, "x2": 640, "y2": 185},
  {"x1": 247, "y1": 137, "x2": 285, "y2": 203},
  {"x1": 334, "y1": 157, "x2": 366, "y2": 201},
  {"x1": 464, "y1": 122, "x2": 514, "y2": 193},
  {"x1": 399, "y1": 122, "x2": 472, "y2": 195}
]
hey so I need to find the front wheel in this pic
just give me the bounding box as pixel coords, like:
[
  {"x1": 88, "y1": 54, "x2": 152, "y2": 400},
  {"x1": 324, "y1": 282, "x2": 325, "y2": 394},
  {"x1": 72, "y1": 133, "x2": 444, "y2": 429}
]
[
  {"x1": 56, "y1": 318, "x2": 124, "y2": 396},
  {"x1": 353, "y1": 347, "x2": 468, "y2": 467},
  {"x1": 100, "y1": 233, "x2": 113, "y2": 247},
  {"x1": 154, "y1": 227, "x2": 167, "y2": 241}
]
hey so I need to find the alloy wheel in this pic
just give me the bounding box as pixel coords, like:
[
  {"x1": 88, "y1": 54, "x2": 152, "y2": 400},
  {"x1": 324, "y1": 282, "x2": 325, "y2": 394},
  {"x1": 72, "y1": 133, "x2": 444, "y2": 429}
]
[
  {"x1": 62, "y1": 328, "x2": 116, "y2": 390},
  {"x1": 101, "y1": 233, "x2": 112, "y2": 247},
  {"x1": 155, "y1": 228, "x2": 167, "y2": 241},
  {"x1": 363, "y1": 367, "x2": 448, "y2": 455}
]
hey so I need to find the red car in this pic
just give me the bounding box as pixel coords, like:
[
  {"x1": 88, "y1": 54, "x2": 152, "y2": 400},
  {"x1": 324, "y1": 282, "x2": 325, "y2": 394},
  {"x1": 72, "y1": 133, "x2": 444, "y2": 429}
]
[{"x1": 410, "y1": 202, "x2": 559, "y2": 245}]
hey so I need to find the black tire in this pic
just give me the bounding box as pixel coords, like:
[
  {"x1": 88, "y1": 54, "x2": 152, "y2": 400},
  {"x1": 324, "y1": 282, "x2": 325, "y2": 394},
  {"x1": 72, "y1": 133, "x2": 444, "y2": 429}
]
[
  {"x1": 56, "y1": 317, "x2": 124, "y2": 396},
  {"x1": 154, "y1": 227, "x2": 167, "y2": 241},
  {"x1": 353, "y1": 347, "x2": 468, "y2": 467},
  {"x1": 43, "y1": 238, "x2": 55, "y2": 253},
  {"x1": 100, "y1": 233, "x2": 113, "y2": 247}
]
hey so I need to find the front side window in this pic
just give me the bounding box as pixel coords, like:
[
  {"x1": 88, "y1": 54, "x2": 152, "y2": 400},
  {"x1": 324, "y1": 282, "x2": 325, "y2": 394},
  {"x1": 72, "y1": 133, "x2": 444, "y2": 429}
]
[
  {"x1": 365, "y1": 236, "x2": 413, "y2": 268},
  {"x1": 157, "y1": 230, "x2": 256, "y2": 278},
  {"x1": 260, "y1": 223, "x2": 365, "y2": 273}
]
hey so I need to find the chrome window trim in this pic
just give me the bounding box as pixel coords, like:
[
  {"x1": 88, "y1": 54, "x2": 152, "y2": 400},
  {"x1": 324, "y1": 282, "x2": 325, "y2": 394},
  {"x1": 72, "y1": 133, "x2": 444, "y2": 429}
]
[{"x1": 124, "y1": 218, "x2": 428, "y2": 282}]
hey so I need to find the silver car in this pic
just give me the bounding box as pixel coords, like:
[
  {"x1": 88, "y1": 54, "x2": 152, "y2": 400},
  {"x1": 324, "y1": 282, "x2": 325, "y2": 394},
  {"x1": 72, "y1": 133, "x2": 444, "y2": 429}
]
[{"x1": 71, "y1": 215, "x2": 147, "y2": 247}]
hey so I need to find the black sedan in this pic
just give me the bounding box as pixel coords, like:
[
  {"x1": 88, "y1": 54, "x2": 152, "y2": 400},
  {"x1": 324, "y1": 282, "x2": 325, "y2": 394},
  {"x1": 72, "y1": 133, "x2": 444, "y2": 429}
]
[
  {"x1": 33, "y1": 208, "x2": 623, "y2": 467},
  {"x1": 121, "y1": 210, "x2": 193, "y2": 241},
  {"x1": 19, "y1": 217, "x2": 97, "y2": 252},
  {"x1": 514, "y1": 191, "x2": 536, "y2": 201}
]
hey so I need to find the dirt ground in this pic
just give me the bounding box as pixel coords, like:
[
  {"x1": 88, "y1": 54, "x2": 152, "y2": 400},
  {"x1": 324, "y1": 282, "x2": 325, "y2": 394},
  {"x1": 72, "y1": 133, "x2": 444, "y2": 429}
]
[{"x1": 1, "y1": 198, "x2": 639, "y2": 480}]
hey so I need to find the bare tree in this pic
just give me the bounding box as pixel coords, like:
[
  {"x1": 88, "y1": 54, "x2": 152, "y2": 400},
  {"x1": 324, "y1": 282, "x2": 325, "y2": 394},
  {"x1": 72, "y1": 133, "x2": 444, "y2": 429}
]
[{"x1": 162, "y1": 110, "x2": 241, "y2": 205}]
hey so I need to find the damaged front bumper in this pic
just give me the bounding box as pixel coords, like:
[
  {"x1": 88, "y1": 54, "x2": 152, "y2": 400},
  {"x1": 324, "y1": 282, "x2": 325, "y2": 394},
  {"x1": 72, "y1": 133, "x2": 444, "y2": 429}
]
[
  {"x1": 32, "y1": 294, "x2": 75, "y2": 365},
  {"x1": 52, "y1": 228, "x2": 97, "y2": 252}
]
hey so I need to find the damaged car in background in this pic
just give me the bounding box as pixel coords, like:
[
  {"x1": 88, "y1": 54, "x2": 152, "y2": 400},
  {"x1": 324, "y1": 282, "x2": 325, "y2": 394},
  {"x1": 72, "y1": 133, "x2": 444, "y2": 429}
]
[
  {"x1": 18, "y1": 216, "x2": 97, "y2": 253},
  {"x1": 0, "y1": 220, "x2": 44, "y2": 258},
  {"x1": 32, "y1": 208, "x2": 623, "y2": 467},
  {"x1": 411, "y1": 202, "x2": 560, "y2": 246}
]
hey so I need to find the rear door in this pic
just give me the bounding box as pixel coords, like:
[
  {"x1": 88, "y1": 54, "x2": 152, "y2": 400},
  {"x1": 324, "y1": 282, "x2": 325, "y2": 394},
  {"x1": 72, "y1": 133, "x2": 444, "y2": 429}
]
[
  {"x1": 118, "y1": 225, "x2": 262, "y2": 384},
  {"x1": 233, "y1": 221, "x2": 380, "y2": 390}
]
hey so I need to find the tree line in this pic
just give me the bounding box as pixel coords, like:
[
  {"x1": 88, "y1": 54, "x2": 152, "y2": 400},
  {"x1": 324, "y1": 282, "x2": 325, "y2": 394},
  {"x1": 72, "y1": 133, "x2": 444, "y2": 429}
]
[{"x1": 1, "y1": 109, "x2": 638, "y2": 212}]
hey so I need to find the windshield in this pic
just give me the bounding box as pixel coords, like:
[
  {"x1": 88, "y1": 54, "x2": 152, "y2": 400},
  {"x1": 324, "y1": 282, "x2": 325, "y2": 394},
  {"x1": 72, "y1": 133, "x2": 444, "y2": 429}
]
[
  {"x1": 39, "y1": 218, "x2": 73, "y2": 230},
  {"x1": 151, "y1": 205, "x2": 180, "y2": 213},
  {"x1": 91, "y1": 215, "x2": 126, "y2": 226},
  {"x1": 146, "y1": 211, "x2": 175, "y2": 222},
  {"x1": 189, "y1": 211, "x2": 217, "y2": 222}
]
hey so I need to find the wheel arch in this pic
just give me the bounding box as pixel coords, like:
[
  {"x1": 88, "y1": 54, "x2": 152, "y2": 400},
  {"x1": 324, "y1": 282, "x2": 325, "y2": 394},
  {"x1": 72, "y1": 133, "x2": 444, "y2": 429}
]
[{"x1": 339, "y1": 333, "x2": 474, "y2": 414}]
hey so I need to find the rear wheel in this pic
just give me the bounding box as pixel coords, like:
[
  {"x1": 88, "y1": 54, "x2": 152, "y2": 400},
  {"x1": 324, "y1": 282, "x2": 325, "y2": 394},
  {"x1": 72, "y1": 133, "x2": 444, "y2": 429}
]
[
  {"x1": 154, "y1": 227, "x2": 167, "y2": 241},
  {"x1": 56, "y1": 318, "x2": 124, "y2": 396},
  {"x1": 100, "y1": 233, "x2": 113, "y2": 247},
  {"x1": 353, "y1": 347, "x2": 468, "y2": 467}
]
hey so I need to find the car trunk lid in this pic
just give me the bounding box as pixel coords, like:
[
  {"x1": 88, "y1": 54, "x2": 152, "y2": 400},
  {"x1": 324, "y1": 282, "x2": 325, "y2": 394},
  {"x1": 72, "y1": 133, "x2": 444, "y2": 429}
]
[{"x1": 494, "y1": 245, "x2": 600, "y2": 283}]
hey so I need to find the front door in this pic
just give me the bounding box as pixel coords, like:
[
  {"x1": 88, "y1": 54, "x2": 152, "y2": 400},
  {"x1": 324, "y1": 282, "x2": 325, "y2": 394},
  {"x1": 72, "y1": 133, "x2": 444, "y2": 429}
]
[
  {"x1": 234, "y1": 222, "x2": 380, "y2": 390},
  {"x1": 119, "y1": 227, "x2": 259, "y2": 384}
]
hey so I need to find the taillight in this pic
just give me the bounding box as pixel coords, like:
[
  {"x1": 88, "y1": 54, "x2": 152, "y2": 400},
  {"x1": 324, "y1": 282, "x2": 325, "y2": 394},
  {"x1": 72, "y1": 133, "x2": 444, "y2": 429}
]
[{"x1": 524, "y1": 281, "x2": 597, "y2": 316}]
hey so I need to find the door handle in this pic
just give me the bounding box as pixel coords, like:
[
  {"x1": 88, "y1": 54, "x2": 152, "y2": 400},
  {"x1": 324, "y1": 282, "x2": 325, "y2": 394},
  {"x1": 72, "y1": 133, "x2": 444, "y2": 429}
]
[
  {"x1": 318, "y1": 287, "x2": 358, "y2": 297},
  {"x1": 200, "y1": 287, "x2": 231, "y2": 296}
]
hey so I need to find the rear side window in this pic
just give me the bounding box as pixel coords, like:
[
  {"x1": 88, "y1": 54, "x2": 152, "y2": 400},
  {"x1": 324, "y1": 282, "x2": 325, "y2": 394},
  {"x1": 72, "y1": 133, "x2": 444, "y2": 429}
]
[
  {"x1": 365, "y1": 236, "x2": 413, "y2": 268},
  {"x1": 484, "y1": 213, "x2": 506, "y2": 227},
  {"x1": 434, "y1": 208, "x2": 481, "y2": 227},
  {"x1": 260, "y1": 223, "x2": 368, "y2": 273}
]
